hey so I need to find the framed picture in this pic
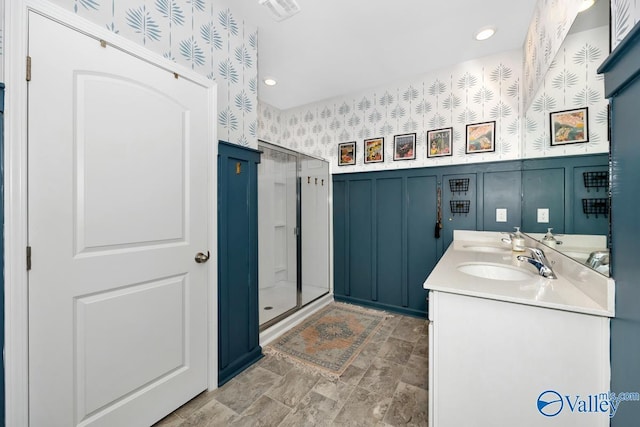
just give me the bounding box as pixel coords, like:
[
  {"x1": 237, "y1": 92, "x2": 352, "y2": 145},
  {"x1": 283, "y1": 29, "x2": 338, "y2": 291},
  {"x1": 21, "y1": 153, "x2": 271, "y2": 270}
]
[
  {"x1": 393, "y1": 133, "x2": 416, "y2": 161},
  {"x1": 338, "y1": 141, "x2": 356, "y2": 166},
  {"x1": 364, "y1": 137, "x2": 384, "y2": 163},
  {"x1": 550, "y1": 107, "x2": 589, "y2": 146},
  {"x1": 466, "y1": 121, "x2": 496, "y2": 154},
  {"x1": 427, "y1": 127, "x2": 453, "y2": 158}
]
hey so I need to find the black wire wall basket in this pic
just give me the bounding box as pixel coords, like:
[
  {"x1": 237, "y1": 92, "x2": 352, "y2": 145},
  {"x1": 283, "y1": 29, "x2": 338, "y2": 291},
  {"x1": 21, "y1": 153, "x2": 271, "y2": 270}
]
[
  {"x1": 583, "y1": 171, "x2": 609, "y2": 192},
  {"x1": 449, "y1": 178, "x2": 470, "y2": 195},
  {"x1": 450, "y1": 200, "x2": 471, "y2": 216},
  {"x1": 582, "y1": 198, "x2": 609, "y2": 218}
]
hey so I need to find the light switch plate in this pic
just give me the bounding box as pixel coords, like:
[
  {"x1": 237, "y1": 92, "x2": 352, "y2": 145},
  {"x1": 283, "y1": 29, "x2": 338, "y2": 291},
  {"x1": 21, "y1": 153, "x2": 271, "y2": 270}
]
[
  {"x1": 537, "y1": 208, "x2": 549, "y2": 223},
  {"x1": 496, "y1": 208, "x2": 507, "y2": 223}
]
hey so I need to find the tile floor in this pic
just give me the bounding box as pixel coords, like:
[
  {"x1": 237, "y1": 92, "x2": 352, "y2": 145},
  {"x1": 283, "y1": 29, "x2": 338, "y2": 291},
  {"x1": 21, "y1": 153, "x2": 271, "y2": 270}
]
[{"x1": 154, "y1": 310, "x2": 429, "y2": 427}]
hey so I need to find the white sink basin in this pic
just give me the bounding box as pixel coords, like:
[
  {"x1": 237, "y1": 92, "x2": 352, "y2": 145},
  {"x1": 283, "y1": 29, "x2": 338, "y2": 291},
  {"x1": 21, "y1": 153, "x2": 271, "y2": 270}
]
[
  {"x1": 457, "y1": 262, "x2": 535, "y2": 281},
  {"x1": 462, "y1": 245, "x2": 511, "y2": 254}
]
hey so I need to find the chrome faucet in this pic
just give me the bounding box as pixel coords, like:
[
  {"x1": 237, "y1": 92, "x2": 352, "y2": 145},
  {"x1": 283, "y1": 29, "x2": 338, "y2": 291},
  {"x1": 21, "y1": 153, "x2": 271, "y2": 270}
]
[
  {"x1": 586, "y1": 250, "x2": 610, "y2": 269},
  {"x1": 517, "y1": 247, "x2": 557, "y2": 279}
]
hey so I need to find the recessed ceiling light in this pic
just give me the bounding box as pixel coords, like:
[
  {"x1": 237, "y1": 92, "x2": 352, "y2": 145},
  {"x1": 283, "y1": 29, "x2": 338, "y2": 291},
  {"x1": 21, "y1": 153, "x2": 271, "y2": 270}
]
[
  {"x1": 474, "y1": 27, "x2": 496, "y2": 41},
  {"x1": 264, "y1": 78, "x2": 277, "y2": 86},
  {"x1": 578, "y1": 0, "x2": 596, "y2": 12}
]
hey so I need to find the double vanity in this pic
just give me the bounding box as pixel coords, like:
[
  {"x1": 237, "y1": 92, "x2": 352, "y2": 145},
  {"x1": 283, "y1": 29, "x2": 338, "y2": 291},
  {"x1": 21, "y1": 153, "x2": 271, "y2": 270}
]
[{"x1": 424, "y1": 230, "x2": 614, "y2": 426}]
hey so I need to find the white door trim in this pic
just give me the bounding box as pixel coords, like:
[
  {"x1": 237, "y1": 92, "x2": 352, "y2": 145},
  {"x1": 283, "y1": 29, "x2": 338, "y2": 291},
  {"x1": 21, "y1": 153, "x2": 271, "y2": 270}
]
[{"x1": 4, "y1": 2, "x2": 218, "y2": 425}]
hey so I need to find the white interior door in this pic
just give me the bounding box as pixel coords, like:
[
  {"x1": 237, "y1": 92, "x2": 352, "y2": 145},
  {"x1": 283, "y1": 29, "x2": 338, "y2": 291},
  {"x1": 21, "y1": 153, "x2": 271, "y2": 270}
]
[{"x1": 27, "y1": 12, "x2": 211, "y2": 427}]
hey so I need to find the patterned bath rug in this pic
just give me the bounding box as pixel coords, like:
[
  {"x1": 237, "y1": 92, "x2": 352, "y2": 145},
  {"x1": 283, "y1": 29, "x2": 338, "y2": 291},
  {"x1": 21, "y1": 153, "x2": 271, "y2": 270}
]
[{"x1": 264, "y1": 303, "x2": 389, "y2": 378}]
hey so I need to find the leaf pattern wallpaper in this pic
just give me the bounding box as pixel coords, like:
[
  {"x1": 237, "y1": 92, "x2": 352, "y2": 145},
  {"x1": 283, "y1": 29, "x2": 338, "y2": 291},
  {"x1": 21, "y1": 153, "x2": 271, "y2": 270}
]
[
  {"x1": 259, "y1": 50, "x2": 523, "y2": 173},
  {"x1": 0, "y1": 0, "x2": 258, "y2": 148},
  {"x1": 522, "y1": 0, "x2": 584, "y2": 111},
  {"x1": 612, "y1": 0, "x2": 640, "y2": 48},
  {"x1": 2, "y1": 2, "x2": 638, "y2": 154},
  {"x1": 260, "y1": 24, "x2": 609, "y2": 173},
  {"x1": 523, "y1": 26, "x2": 609, "y2": 158}
]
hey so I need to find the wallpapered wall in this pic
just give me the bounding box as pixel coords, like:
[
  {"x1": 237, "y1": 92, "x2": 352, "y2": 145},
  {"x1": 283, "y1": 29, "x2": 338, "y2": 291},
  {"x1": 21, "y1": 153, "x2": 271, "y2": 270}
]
[
  {"x1": 612, "y1": 0, "x2": 640, "y2": 48},
  {"x1": 522, "y1": 0, "x2": 582, "y2": 111},
  {"x1": 260, "y1": 25, "x2": 609, "y2": 173},
  {"x1": 0, "y1": 0, "x2": 258, "y2": 148},
  {"x1": 523, "y1": 26, "x2": 609, "y2": 158},
  {"x1": 259, "y1": 50, "x2": 523, "y2": 174}
]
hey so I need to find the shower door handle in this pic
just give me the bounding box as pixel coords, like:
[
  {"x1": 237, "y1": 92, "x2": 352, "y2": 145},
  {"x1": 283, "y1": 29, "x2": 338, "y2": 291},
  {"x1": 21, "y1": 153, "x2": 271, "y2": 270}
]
[{"x1": 195, "y1": 251, "x2": 210, "y2": 263}]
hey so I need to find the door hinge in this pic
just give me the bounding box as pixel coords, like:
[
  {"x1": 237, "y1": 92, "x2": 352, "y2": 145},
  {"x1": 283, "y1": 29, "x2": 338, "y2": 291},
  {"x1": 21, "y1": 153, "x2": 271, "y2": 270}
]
[
  {"x1": 26, "y1": 56, "x2": 32, "y2": 82},
  {"x1": 26, "y1": 246, "x2": 32, "y2": 271}
]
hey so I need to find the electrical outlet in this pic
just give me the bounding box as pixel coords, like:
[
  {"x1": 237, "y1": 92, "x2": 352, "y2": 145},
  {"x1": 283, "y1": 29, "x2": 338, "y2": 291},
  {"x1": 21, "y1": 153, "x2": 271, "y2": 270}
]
[
  {"x1": 537, "y1": 208, "x2": 550, "y2": 223},
  {"x1": 496, "y1": 208, "x2": 507, "y2": 223}
]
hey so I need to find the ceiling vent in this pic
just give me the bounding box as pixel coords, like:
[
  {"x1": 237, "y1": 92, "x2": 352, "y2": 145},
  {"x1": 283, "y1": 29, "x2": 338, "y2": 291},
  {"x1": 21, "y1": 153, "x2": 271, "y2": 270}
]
[{"x1": 259, "y1": 0, "x2": 301, "y2": 21}]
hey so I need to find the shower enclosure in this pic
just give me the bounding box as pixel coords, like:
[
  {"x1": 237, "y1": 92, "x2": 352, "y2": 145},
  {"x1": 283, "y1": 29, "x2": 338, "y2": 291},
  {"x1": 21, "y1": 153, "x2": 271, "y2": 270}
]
[{"x1": 258, "y1": 142, "x2": 330, "y2": 328}]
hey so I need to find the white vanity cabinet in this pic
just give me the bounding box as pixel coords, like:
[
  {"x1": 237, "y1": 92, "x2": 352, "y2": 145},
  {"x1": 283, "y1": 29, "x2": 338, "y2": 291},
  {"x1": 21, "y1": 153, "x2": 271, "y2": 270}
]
[{"x1": 428, "y1": 290, "x2": 610, "y2": 427}]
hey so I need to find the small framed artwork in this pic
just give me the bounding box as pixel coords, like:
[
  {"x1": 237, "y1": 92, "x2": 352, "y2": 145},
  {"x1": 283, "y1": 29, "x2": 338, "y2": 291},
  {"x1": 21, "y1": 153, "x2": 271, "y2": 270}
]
[
  {"x1": 393, "y1": 133, "x2": 416, "y2": 161},
  {"x1": 338, "y1": 141, "x2": 356, "y2": 166},
  {"x1": 466, "y1": 121, "x2": 496, "y2": 154},
  {"x1": 427, "y1": 127, "x2": 453, "y2": 158},
  {"x1": 550, "y1": 107, "x2": 589, "y2": 146},
  {"x1": 364, "y1": 137, "x2": 384, "y2": 163}
]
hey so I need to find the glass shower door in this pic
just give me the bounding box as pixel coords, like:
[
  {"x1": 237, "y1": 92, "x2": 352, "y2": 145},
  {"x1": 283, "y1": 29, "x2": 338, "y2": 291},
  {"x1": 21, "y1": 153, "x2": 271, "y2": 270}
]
[
  {"x1": 300, "y1": 156, "x2": 330, "y2": 305},
  {"x1": 258, "y1": 146, "x2": 298, "y2": 326}
]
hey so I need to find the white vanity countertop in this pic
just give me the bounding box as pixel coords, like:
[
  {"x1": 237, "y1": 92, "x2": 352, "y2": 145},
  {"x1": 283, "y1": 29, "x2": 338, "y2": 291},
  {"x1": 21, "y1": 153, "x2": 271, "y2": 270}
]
[{"x1": 423, "y1": 230, "x2": 614, "y2": 317}]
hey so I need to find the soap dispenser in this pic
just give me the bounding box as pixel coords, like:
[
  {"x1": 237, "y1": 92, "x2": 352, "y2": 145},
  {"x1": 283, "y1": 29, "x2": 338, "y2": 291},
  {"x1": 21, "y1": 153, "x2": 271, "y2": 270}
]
[
  {"x1": 542, "y1": 228, "x2": 558, "y2": 249},
  {"x1": 511, "y1": 227, "x2": 526, "y2": 252}
]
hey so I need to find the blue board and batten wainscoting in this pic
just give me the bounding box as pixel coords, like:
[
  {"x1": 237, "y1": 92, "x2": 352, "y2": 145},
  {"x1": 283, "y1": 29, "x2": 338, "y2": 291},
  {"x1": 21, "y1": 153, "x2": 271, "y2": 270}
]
[
  {"x1": 217, "y1": 141, "x2": 263, "y2": 386},
  {"x1": 333, "y1": 154, "x2": 609, "y2": 318},
  {"x1": 599, "y1": 20, "x2": 640, "y2": 426}
]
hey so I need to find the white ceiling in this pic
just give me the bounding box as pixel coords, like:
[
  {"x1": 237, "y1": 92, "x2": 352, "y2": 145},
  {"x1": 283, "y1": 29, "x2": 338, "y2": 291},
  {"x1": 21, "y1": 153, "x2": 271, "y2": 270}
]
[{"x1": 218, "y1": 0, "x2": 541, "y2": 110}]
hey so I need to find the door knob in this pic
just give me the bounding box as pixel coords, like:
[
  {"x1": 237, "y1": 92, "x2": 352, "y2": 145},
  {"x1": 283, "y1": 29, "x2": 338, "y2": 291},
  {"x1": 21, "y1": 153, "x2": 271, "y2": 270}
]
[{"x1": 195, "y1": 251, "x2": 210, "y2": 263}]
